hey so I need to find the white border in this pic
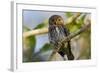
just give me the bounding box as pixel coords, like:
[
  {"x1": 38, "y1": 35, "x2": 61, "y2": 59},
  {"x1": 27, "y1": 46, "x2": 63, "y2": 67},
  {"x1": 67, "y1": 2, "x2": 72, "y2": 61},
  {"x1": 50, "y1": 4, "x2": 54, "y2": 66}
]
[{"x1": 11, "y1": 1, "x2": 97, "y2": 71}]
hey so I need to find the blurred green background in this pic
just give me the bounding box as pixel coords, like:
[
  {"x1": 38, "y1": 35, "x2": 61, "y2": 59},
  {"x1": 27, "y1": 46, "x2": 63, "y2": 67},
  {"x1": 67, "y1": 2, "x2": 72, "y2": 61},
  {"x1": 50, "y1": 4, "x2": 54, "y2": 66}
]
[{"x1": 22, "y1": 10, "x2": 91, "y2": 62}]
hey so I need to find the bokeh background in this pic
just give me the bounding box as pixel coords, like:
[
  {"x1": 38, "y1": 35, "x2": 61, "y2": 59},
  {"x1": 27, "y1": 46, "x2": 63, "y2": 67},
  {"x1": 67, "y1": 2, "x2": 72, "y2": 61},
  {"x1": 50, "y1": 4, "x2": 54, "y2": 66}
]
[{"x1": 22, "y1": 10, "x2": 91, "y2": 62}]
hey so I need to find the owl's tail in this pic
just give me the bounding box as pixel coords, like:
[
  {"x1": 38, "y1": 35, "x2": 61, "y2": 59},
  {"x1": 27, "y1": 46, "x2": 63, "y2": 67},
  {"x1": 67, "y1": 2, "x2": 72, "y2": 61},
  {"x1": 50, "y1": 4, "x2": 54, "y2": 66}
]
[
  {"x1": 58, "y1": 41, "x2": 74, "y2": 60},
  {"x1": 66, "y1": 41, "x2": 74, "y2": 60}
]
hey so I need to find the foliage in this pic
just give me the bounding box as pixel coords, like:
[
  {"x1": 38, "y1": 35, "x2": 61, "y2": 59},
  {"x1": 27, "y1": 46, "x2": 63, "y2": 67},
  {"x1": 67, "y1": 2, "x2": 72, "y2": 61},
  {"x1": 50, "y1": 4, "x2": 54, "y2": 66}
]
[
  {"x1": 66, "y1": 12, "x2": 73, "y2": 17},
  {"x1": 23, "y1": 26, "x2": 36, "y2": 62}
]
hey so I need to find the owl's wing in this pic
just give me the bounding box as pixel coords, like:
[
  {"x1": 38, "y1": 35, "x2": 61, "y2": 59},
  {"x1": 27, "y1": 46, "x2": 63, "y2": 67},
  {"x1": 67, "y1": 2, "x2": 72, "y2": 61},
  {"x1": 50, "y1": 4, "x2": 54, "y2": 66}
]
[{"x1": 61, "y1": 25, "x2": 70, "y2": 36}]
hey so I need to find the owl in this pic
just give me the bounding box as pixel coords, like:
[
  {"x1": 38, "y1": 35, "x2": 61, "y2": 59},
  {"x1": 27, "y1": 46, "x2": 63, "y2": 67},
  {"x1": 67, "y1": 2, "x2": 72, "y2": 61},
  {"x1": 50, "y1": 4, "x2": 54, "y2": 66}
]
[{"x1": 48, "y1": 15, "x2": 74, "y2": 60}]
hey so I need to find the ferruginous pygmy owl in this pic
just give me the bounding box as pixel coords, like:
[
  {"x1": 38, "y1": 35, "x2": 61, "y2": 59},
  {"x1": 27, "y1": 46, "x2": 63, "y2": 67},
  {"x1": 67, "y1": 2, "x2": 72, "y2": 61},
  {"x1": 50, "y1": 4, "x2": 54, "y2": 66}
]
[{"x1": 48, "y1": 15, "x2": 74, "y2": 60}]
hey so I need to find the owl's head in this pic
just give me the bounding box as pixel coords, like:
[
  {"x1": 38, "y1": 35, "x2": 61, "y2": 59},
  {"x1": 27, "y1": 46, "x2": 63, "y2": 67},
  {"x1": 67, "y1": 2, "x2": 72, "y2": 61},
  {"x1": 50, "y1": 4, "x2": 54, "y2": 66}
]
[{"x1": 49, "y1": 15, "x2": 64, "y2": 26}]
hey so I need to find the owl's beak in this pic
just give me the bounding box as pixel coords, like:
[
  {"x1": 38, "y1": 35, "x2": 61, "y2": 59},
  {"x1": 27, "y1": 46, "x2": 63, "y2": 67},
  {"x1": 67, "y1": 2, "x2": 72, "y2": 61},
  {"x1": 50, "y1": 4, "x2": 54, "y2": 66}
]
[{"x1": 57, "y1": 20, "x2": 64, "y2": 25}]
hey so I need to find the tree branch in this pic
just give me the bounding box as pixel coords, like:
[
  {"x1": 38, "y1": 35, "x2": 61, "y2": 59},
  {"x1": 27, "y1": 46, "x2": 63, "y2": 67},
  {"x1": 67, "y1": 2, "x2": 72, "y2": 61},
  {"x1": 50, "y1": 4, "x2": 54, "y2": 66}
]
[
  {"x1": 23, "y1": 28, "x2": 48, "y2": 38},
  {"x1": 23, "y1": 13, "x2": 81, "y2": 38}
]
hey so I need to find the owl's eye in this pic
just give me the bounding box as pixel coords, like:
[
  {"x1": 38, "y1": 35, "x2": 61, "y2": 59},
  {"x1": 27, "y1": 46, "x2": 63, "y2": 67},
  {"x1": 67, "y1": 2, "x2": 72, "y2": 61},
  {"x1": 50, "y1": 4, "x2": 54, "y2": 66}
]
[{"x1": 58, "y1": 19, "x2": 61, "y2": 21}]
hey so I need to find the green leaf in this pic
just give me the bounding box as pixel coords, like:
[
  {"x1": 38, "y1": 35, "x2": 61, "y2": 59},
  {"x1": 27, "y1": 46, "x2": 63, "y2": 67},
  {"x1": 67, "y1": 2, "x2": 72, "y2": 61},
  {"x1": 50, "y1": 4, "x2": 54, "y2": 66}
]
[
  {"x1": 34, "y1": 19, "x2": 48, "y2": 29},
  {"x1": 23, "y1": 25, "x2": 30, "y2": 32},
  {"x1": 76, "y1": 14, "x2": 86, "y2": 28},
  {"x1": 34, "y1": 23, "x2": 45, "y2": 29},
  {"x1": 81, "y1": 14, "x2": 86, "y2": 21},
  {"x1": 66, "y1": 21, "x2": 78, "y2": 33},
  {"x1": 66, "y1": 12, "x2": 73, "y2": 17},
  {"x1": 40, "y1": 43, "x2": 52, "y2": 52},
  {"x1": 25, "y1": 36, "x2": 36, "y2": 50}
]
